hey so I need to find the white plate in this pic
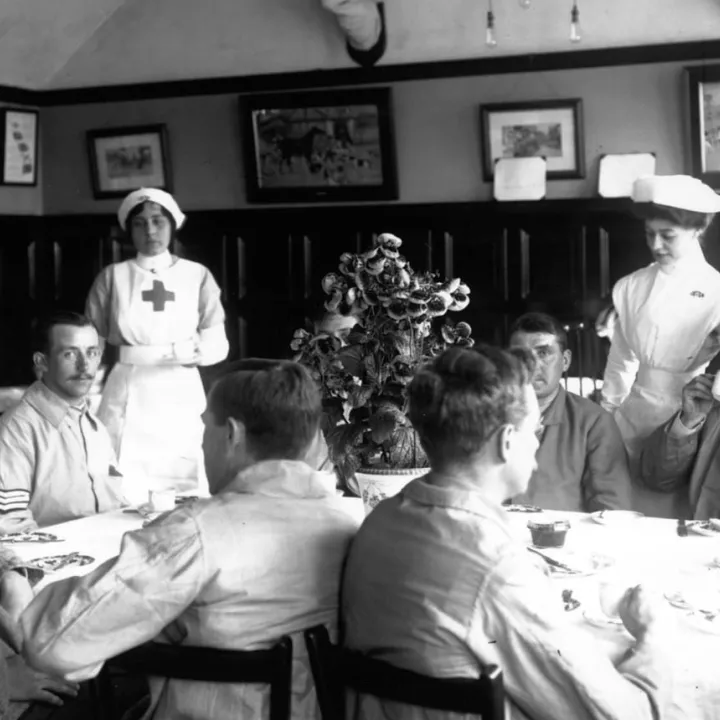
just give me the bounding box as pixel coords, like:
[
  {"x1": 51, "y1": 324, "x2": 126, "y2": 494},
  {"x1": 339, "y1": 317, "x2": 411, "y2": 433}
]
[
  {"x1": 27, "y1": 553, "x2": 95, "y2": 574},
  {"x1": 665, "y1": 589, "x2": 720, "y2": 633},
  {"x1": 590, "y1": 510, "x2": 644, "y2": 526},
  {"x1": 540, "y1": 550, "x2": 615, "y2": 578},
  {"x1": 0, "y1": 531, "x2": 64, "y2": 544},
  {"x1": 582, "y1": 608, "x2": 625, "y2": 630}
]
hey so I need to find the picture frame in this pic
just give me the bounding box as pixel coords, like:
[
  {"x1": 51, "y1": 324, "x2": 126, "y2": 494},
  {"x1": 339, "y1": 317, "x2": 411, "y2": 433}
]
[
  {"x1": 240, "y1": 87, "x2": 398, "y2": 203},
  {"x1": 687, "y1": 65, "x2": 720, "y2": 189},
  {"x1": 480, "y1": 99, "x2": 585, "y2": 181},
  {"x1": 0, "y1": 108, "x2": 39, "y2": 186},
  {"x1": 87, "y1": 124, "x2": 172, "y2": 199}
]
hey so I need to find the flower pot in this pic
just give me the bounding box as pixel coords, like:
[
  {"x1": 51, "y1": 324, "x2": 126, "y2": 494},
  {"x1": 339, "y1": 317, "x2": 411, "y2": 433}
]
[{"x1": 355, "y1": 467, "x2": 427, "y2": 515}]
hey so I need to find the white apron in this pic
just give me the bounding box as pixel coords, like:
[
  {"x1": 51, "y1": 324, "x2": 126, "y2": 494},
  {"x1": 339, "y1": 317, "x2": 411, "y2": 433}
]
[
  {"x1": 603, "y1": 259, "x2": 720, "y2": 517},
  {"x1": 92, "y1": 258, "x2": 216, "y2": 502}
]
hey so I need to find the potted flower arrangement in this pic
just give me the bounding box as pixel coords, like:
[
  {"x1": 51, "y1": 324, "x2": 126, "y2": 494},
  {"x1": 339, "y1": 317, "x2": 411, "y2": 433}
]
[{"x1": 291, "y1": 232, "x2": 474, "y2": 510}]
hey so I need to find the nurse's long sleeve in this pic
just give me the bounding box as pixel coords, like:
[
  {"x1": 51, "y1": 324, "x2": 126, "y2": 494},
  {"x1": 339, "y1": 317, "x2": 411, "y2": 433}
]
[
  {"x1": 601, "y1": 321, "x2": 639, "y2": 413},
  {"x1": 197, "y1": 268, "x2": 229, "y2": 366},
  {"x1": 84, "y1": 266, "x2": 113, "y2": 341}
]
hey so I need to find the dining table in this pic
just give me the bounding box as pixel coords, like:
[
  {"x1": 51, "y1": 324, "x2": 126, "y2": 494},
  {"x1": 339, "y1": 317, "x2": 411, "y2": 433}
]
[
  {"x1": 9, "y1": 495, "x2": 366, "y2": 589},
  {"x1": 7, "y1": 501, "x2": 720, "y2": 719},
  {"x1": 505, "y1": 507, "x2": 720, "y2": 720}
]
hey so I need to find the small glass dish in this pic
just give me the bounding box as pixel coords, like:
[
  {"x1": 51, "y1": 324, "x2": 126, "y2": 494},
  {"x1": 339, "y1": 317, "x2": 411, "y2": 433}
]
[{"x1": 528, "y1": 519, "x2": 571, "y2": 548}]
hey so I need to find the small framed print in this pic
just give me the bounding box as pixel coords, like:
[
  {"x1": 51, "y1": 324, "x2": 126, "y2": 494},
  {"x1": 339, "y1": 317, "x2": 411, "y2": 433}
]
[
  {"x1": 480, "y1": 99, "x2": 585, "y2": 181},
  {"x1": 1, "y1": 108, "x2": 39, "y2": 186},
  {"x1": 87, "y1": 124, "x2": 172, "y2": 199}
]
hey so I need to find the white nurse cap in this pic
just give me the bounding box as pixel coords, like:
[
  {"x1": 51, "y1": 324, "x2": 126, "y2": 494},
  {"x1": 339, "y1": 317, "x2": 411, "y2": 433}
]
[
  {"x1": 632, "y1": 175, "x2": 720, "y2": 214},
  {"x1": 117, "y1": 187, "x2": 187, "y2": 230}
]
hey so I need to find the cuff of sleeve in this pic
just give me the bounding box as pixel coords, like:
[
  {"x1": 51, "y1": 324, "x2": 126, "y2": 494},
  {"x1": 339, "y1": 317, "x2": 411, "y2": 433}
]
[
  {"x1": 197, "y1": 325, "x2": 229, "y2": 366},
  {"x1": 670, "y1": 413, "x2": 705, "y2": 438}
]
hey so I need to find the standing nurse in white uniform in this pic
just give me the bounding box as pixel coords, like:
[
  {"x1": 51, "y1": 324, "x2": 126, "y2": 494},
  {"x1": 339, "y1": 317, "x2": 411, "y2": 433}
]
[
  {"x1": 85, "y1": 188, "x2": 229, "y2": 501},
  {"x1": 601, "y1": 175, "x2": 720, "y2": 517}
]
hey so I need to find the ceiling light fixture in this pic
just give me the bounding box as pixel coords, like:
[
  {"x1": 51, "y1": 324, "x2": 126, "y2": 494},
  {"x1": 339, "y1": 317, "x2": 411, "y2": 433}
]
[
  {"x1": 486, "y1": 0, "x2": 498, "y2": 48},
  {"x1": 570, "y1": 0, "x2": 582, "y2": 43}
]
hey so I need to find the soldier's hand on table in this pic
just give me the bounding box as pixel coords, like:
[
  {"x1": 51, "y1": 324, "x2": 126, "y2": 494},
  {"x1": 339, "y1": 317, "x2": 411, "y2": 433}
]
[
  {"x1": 680, "y1": 374, "x2": 714, "y2": 429},
  {"x1": 7, "y1": 655, "x2": 79, "y2": 706},
  {"x1": 618, "y1": 584, "x2": 673, "y2": 641}
]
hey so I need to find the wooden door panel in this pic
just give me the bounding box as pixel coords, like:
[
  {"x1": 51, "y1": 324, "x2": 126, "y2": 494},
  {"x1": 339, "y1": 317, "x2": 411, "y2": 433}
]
[{"x1": 506, "y1": 218, "x2": 587, "y2": 323}]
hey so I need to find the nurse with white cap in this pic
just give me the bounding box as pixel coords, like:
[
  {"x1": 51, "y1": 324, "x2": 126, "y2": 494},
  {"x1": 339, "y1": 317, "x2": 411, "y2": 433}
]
[
  {"x1": 601, "y1": 174, "x2": 720, "y2": 518},
  {"x1": 85, "y1": 188, "x2": 229, "y2": 502}
]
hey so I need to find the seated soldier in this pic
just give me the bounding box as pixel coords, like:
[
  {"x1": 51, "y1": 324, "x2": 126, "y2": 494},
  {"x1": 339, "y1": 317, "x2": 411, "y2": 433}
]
[
  {"x1": 639, "y1": 373, "x2": 720, "y2": 519},
  {"x1": 508, "y1": 312, "x2": 631, "y2": 512},
  {"x1": 0, "y1": 311, "x2": 123, "y2": 530},
  {"x1": 20, "y1": 359, "x2": 360, "y2": 720},
  {"x1": 342, "y1": 345, "x2": 676, "y2": 720}
]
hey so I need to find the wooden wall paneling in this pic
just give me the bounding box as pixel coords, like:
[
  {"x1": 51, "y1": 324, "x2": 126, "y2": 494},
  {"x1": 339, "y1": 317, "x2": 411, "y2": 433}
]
[
  {"x1": 507, "y1": 214, "x2": 587, "y2": 322},
  {"x1": 0, "y1": 218, "x2": 46, "y2": 384},
  {"x1": 21, "y1": 198, "x2": 653, "y2": 377},
  {"x1": 700, "y1": 220, "x2": 720, "y2": 272},
  {"x1": 300, "y1": 229, "x2": 364, "y2": 313},
  {"x1": 51, "y1": 234, "x2": 107, "y2": 314},
  {"x1": 596, "y1": 212, "x2": 647, "y2": 295},
  {"x1": 374, "y1": 227, "x2": 434, "y2": 272},
  {"x1": 235, "y1": 227, "x2": 298, "y2": 360},
  {"x1": 439, "y1": 223, "x2": 509, "y2": 345}
]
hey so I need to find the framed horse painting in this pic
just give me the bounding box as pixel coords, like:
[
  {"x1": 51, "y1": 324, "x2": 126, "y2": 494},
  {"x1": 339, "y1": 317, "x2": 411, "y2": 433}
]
[{"x1": 240, "y1": 87, "x2": 399, "y2": 203}]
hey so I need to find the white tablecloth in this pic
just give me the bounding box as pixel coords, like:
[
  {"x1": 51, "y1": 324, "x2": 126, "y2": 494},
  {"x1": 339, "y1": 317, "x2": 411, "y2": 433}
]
[
  {"x1": 10, "y1": 503, "x2": 720, "y2": 719},
  {"x1": 507, "y1": 510, "x2": 720, "y2": 720}
]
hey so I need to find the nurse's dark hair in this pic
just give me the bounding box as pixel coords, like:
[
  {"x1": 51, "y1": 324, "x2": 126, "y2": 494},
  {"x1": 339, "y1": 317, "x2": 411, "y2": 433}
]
[
  {"x1": 509, "y1": 312, "x2": 568, "y2": 352},
  {"x1": 408, "y1": 345, "x2": 535, "y2": 468},
  {"x1": 207, "y1": 358, "x2": 321, "y2": 461},
  {"x1": 633, "y1": 202, "x2": 714, "y2": 231},
  {"x1": 124, "y1": 201, "x2": 177, "y2": 239},
  {"x1": 32, "y1": 310, "x2": 95, "y2": 354}
]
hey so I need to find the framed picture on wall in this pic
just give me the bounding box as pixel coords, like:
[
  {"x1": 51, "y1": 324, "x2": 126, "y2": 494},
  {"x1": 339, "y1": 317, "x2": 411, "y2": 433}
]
[
  {"x1": 687, "y1": 65, "x2": 720, "y2": 189},
  {"x1": 0, "y1": 108, "x2": 39, "y2": 186},
  {"x1": 480, "y1": 99, "x2": 585, "y2": 181},
  {"x1": 87, "y1": 125, "x2": 172, "y2": 199},
  {"x1": 240, "y1": 87, "x2": 398, "y2": 203}
]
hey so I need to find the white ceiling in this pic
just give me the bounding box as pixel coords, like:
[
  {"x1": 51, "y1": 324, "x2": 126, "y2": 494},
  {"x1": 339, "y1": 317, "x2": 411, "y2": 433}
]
[{"x1": 1, "y1": 0, "x2": 720, "y2": 91}]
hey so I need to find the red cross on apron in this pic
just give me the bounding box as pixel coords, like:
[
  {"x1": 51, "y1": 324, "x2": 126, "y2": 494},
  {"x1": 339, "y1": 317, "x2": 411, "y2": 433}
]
[{"x1": 142, "y1": 280, "x2": 176, "y2": 312}]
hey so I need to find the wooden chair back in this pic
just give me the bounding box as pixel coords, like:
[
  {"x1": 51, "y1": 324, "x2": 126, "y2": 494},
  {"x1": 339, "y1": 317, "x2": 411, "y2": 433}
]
[
  {"x1": 304, "y1": 624, "x2": 504, "y2": 720},
  {"x1": 100, "y1": 637, "x2": 293, "y2": 720}
]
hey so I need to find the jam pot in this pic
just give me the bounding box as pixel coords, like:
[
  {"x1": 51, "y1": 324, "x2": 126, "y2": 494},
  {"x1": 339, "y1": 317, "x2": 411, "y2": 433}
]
[{"x1": 528, "y1": 519, "x2": 571, "y2": 548}]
